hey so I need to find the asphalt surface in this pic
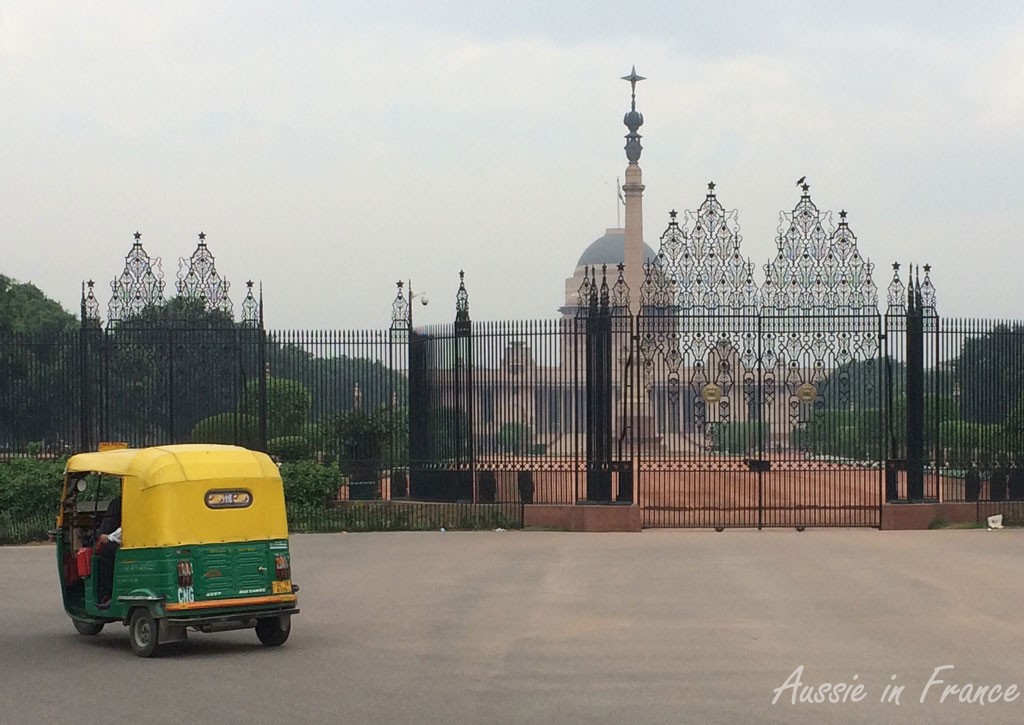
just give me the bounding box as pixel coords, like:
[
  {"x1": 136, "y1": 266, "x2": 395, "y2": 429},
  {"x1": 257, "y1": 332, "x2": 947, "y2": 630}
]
[{"x1": 3, "y1": 529, "x2": 1024, "y2": 724}]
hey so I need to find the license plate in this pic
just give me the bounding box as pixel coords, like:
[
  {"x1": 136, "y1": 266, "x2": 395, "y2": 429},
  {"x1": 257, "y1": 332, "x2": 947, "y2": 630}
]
[{"x1": 272, "y1": 580, "x2": 291, "y2": 594}]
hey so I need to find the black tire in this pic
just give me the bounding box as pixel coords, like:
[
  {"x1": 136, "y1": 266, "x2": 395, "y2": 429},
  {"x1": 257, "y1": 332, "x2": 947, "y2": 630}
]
[
  {"x1": 73, "y1": 619, "x2": 104, "y2": 636},
  {"x1": 128, "y1": 608, "x2": 160, "y2": 658},
  {"x1": 255, "y1": 615, "x2": 291, "y2": 647}
]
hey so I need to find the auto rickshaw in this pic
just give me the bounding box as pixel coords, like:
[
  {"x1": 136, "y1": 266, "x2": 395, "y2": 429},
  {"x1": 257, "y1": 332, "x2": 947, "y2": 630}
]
[{"x1": 55, "y1": 444, "x2": 299, "y2": 657}]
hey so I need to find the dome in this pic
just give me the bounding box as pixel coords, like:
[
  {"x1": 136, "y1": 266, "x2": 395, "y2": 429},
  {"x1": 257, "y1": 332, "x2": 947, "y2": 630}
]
[{"x1": 576, "y1": 228, "x2": 657, "y2": 268}]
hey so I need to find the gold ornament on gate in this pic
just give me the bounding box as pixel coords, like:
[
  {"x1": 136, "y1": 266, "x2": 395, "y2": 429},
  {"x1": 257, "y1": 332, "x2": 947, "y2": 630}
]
[
  {"x1": 796, "y1": 383, "x2": 817, "y2": 403},
  {"x1": 701, "y1": 383, "x2": 722, "y2": 403}
]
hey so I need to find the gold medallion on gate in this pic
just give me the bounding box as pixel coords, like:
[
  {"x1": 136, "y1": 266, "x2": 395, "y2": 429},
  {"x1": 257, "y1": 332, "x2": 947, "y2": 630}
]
[
  {"x1": 701, "y1": 383, "x2": 722, "y2": 403},
  {"x1": 796, "y1": 383, "x2": 817, "y2": 403}
]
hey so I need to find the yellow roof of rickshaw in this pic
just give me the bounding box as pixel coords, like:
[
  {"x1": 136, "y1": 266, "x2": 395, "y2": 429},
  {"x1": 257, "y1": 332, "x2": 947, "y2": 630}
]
[{"x1": 65, "y1": 444, "x2": 280, "y2": 488}]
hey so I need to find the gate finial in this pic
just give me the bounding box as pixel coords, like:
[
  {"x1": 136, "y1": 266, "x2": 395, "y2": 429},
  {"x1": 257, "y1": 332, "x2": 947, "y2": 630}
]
[{"x1": 455, "y1": 270, "x2": 470, "y2": 324}]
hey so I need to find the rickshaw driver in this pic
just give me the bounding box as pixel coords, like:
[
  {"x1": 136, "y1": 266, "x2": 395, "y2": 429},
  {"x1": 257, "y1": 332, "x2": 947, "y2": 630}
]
[{"x1": 95, "y1": 491, "x2": 122, "y2": 609}]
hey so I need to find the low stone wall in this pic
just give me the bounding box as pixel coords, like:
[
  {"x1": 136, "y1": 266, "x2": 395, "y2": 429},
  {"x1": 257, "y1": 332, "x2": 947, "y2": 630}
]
[
  {"x1": 523, "y1": 504, "x2": 641, "y2": 532},
  {"x1": 881, "y1": 502, "x2": 978, "y2": 530}
]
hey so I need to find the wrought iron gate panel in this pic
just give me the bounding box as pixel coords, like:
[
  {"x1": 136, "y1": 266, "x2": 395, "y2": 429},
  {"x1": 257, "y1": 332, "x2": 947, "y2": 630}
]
[
  {"x1": 637, "y1": 312, "x2": 763, "y2": 528},
  {"x1": 757, "y1": 313, "x2": 883, "y2": 528},
  {"x1": 635, "y1": 183, "x2": 885, "y2": 528},
  {"x1": 636, "y1": 311, "x2": 883, "y2": 528}
]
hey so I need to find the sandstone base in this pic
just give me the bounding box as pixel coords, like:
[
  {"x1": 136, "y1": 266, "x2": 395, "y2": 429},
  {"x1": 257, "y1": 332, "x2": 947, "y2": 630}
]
[{"x1": 523, "y1": 503, "x2": 641, "y2": 532}]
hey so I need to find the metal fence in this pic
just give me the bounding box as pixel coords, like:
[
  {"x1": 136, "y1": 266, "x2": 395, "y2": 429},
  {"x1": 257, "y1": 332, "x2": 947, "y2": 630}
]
[
  {"x1": 0, "y1": 512, "x2": 54, "y2": 545},
  {"x1": 7, "y1": 203, "x2": 1024, "y2": 530},
  {"x1": 5, "y1": 313, "x2": 1024, "y2": 524},
  {"x1": 902, "y1": 317, "x2": 1024, "y2": 504},
  {"x1": 288, "y1": 501, "x2": 522, "y2": 533}
]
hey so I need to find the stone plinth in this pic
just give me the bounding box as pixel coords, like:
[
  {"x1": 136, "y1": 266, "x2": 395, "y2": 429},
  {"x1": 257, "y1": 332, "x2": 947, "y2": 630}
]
[
  {"x1": 880, "y1": 502, "x2": 979, "y2": 530},
  {"x1": 523, "y1": 503, "x2": 641, "y2": 532}
]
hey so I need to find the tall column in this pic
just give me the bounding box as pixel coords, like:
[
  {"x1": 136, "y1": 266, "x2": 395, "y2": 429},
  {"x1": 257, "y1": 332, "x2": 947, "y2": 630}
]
[
  {"x1": 623, "y1": 164, "x2": 645, "y2": 312},
  {"x1": 616, "y1": 67, "x2": 660, "y2": 467},
  {"x1": 621, "y1": 66, "x2": 646, "y2": 314}
]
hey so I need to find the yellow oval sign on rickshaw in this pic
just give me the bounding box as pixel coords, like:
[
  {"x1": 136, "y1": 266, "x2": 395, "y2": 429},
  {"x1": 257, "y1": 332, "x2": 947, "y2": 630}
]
[
  {"x1": 205, "y1": 489, "x2": 253, "y2": 509},
  {"x1": 702, "y1": 383, "x2": 722, "y2": 403},
  {"x1": 796, "y1": 383, "x2": 817, "y2": 403}
]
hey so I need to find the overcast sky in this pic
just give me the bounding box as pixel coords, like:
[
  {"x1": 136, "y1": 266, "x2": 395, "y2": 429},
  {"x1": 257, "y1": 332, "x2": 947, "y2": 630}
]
[{"x1": 2, "y1": 1, "x2": 1023, "y2": 329}]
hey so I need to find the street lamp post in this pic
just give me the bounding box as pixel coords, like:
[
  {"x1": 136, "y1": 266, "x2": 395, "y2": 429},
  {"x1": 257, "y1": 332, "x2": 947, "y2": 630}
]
[{"x1": 407, "y1": 279, "x2": 429, "y2": 328}]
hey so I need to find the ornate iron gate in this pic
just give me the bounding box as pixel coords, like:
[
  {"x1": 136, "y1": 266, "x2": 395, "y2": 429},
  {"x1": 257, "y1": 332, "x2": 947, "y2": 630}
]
[
  {"x1": 390, "y1": 183, "x2": 939, "y2": 528},
  {"x1": 634, "y1": 184, "x2": 884, "y2": 528}
]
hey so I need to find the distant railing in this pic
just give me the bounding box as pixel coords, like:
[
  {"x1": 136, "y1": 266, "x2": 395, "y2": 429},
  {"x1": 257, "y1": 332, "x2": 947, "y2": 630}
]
[
  {"x1": 0, "y1": 512, "x2": 54, "y2": 546},
  {"x1": 287, "y1": 500, "x2": 523, "y2": 533}
]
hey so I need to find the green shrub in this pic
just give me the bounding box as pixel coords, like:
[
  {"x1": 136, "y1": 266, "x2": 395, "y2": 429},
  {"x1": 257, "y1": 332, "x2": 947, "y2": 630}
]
[
  {"x1": 279, "y1": 459, "x2": 341, "y2": 507},
  {"x1": 268, "y1": 435, "x2": 312, "y2": 462},
  {"x1": 191, "y1": 413, "x2": 260, "y2": 447},
  {"x1": 300, "y1": 422, "x2": 326, "y2": 454},
  {"x1": 714, "y1": 422, "x2": 769, "y2": 454},
  {"x1": 244, "y1": 377, "x2": 312, "y2": 437},
  {"x1": 938, "y1": 420, "x2": 1004, "y2": 467},
  {"x1": 0, "y1": 458, "x2": 66, "y2": 521}
]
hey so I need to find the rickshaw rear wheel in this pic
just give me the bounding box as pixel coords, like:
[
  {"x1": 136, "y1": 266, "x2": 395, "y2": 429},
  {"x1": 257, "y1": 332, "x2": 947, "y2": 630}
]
[
  {"x1": 128, "y1": 608, "x2": 160, "y2": 657},
  {"x1": 73, "y1": 619, "x2": 104, "y2": 636},
  {"x1": 255, "y1": 615, "x2": 291, "y2": 647}
]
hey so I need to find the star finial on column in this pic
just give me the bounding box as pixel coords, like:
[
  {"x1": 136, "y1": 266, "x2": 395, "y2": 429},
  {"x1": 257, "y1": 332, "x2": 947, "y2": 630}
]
[{"x1": 621, "y1": 65, "x2": 646, "y2": 109}]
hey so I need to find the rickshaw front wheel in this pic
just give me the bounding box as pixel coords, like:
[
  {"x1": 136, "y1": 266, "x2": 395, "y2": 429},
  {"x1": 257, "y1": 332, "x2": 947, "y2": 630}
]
[
  {"x1": 128, "y1": 608, "x2": 160, "y2": 657},
  {"x1": 73, "y1": 619, "x2": 104, "y2": 636},
  {"x1": 255, "y1": 615, "x2": 291, "y2": 647}
]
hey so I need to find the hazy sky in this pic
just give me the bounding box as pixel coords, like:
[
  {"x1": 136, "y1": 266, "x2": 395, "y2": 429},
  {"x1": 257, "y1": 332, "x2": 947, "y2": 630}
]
[{"x1": 2, "y1": 1, "x2": 1023, "y2": 329}]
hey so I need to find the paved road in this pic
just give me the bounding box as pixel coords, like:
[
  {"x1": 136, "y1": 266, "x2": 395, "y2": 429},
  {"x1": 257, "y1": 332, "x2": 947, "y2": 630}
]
[{"x1": 3, "y1": 529, "x2": 1024, "y2": 724}]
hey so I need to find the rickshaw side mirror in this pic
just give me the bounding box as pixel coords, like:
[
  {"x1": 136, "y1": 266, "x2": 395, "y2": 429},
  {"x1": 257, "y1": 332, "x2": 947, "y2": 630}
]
[{"x1": 76, "y1": 479, "x2": 88, "y2": 493}]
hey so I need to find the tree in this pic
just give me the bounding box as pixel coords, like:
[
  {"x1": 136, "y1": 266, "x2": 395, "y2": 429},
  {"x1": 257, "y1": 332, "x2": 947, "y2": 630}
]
[
  {"x1": 266, "y1": 339, "x2": 408, "y2": 419},
  {"x1": 243, "y1": 377, "x2": 312, "y2": 439},
  {"x1": 0, "y1": 275, "x2": 77, "y2": 336},
  {"x1": 0, "y1": 276, "x2": 78, "y2": 449},
  {"x1": 884, "y1": 394, "x2": 958, "y2": 463},
  {"x1": 818, "y1": 358, "x2": 890, "y2": 411},
  {"x1": 937, "y1": 420, "x2": 1003, "y2": 468},
  {"x1": 958, "y1": 324, "x2": 1024, "y2": 425},
  {"x1": 1003, "y1": 392, "x2": 1024, "y2": 460},
  {"x1": 333, "y1": 406, "x2": 407, "y2": 499},
  {"x1": 190, "y1": 413, "x2": 260, "y2": 448},
  {"x1": 96, "y1": 297, "x2": 260, "y2": 444}
]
